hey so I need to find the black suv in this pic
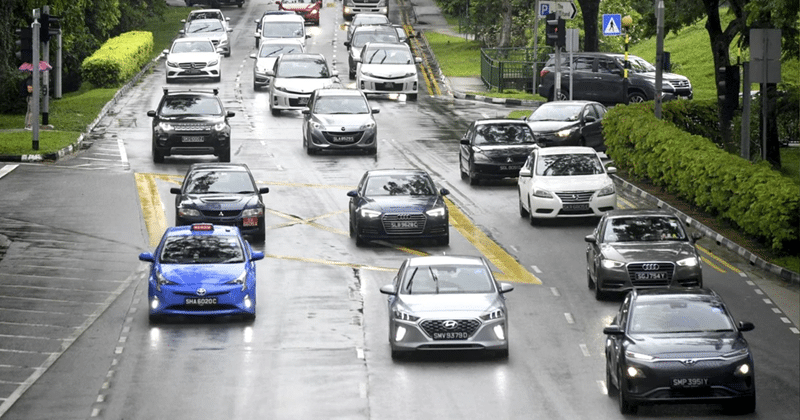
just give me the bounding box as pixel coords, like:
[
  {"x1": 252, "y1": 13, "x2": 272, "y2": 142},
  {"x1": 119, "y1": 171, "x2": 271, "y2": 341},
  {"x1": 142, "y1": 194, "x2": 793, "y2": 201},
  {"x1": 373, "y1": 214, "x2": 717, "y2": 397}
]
[
  {"x1": 171, "y1": 163, "x2": 269, "y2": 242},
  {"x1": 538, "y1": 52, "x2": 693, "y2": 104},
  {"x1": 147, "y1": 88, "x2": 234, "y2": 163}
]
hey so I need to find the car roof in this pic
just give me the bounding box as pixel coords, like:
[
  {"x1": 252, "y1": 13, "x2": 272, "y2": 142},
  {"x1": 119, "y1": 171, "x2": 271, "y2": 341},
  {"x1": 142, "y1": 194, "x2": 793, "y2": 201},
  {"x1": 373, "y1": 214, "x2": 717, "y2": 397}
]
[
  {"x1": 475, "y1": 118, "x2": 530, "y2": 125},
  {"x1": 161, "y1": 87, "x2": 219, "y2": 97},
  {"x1": 315, "y1": 88, "x2": 365, "y2": 98},
  {"x1": 188, "y1": 162, "x2": 251, "y2": 172},
  {"x1": 536, "y1": 146, "x2": 599, "y2": 155},
  {"x1": 165, "y1": 224, "x2": 241, "y2": 238},
  {"x1": 631, "y1": 287, "x2": 721, "y2": 302},
  {"x1": 363, "y1": 42, "x2": 410, "y2": 50},
  {"x1": 352, "y1": 25, "x2": 397, "y2": 34},
  {"x1": 187, "y1": 18, "x2": 224, "y2": 25},
  {"x1": 261, "y1": 13, "x2": 305, "y2": 22},
  {"x1": 173, "y1": 37, "x2": 213, "y2": 44},
  {"x1": 365, "y1": 168, "x2": 430, "y2": 177},
  {"x1": 406, "y1": 255, "x2": 486, "y2": 267},
  {"x1": 278, "y1": 53, "x2": 325, "y2": 62},
  {"x1": 352, "y1": 13, "x2": 390, "y2": 21},
  {"x1": 190, "y1": 9, "x2": 224, "y2": 14},
  {"x1": 603, "y1": 209, "x2": 680, "y2": 218},
  {"x1": 538, "y1": 100, "x2": 602, "y2": 107}
]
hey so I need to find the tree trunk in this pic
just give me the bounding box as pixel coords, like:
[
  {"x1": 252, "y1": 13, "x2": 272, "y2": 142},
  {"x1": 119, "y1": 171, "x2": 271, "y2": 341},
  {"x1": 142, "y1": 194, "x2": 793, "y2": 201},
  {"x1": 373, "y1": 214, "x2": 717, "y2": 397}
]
[
  {"x1": 577, "y1": 0, "x2": 600, "y2": 51},
  {"x1": 498, "y1": 0, "x2": 513, "y2": 48}
]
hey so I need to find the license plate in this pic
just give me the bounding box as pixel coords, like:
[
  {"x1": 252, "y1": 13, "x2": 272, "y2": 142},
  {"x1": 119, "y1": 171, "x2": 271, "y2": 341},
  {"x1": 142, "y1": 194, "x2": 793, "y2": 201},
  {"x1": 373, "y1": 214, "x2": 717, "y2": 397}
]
[
  {"x1": 183, "y1": 69, "x2": 202, "y2": 75},
  {"x1": 185, "y1": 297, "x2": 217, "y2": 306},
  {"x1": 332, "y1": 136, "x2": 354, "y2": 143},
  {"x1": 672, "y1": 378, "x2": 708, "y2": 388},
  {"x1": 563, "y1": 203, "x2": 590, "y2": 210},
  {"x1": 636, "y1": 272, "x2": 667, "y2": 280},
  {"x1": 501, "y1": 165, "x2": 521, "y2": 171},
  {"x1": 391, "y1": 221, "x2": 417, "y2": 228},
  {"x1": 433, "y1": 332, "x2": 468, "y2": 340},
  {"x1": 298, "y1": 97, "x2": 309, "y2": 105},
  {"x1": 243, "y1": 217, "x2": 258, "y2": 227},
  {"x1": 182, "y1": 136, "x2": 205, "y2": 143}
]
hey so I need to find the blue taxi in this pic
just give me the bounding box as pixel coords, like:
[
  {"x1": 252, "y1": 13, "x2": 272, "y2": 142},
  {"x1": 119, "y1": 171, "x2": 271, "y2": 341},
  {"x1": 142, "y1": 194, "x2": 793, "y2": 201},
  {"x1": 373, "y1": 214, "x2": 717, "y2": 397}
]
[{"x1": 138, "y1": 224, "x2": 264, "y2": 322}]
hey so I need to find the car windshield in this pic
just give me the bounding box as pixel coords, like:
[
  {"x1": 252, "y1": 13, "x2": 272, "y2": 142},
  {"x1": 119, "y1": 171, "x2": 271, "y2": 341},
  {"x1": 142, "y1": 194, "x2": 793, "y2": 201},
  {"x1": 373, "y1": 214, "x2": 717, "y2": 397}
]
[
  {"x1": 401, "y1": 265, "x2": 495, "y2": 294},
  {"x1": 528, "y1": 104, "x2": 584, "y2": 122},
  {"x1": 364, "y1": 47, "x2": 414, "y2": 64},
  {"x1": 603, "y1": 216, "x2": 688, "y2": 242},
  {"x1": 474, "y1": 123, "x2": 536, "y2": 145},
  {"x1": 161, "y1": 96, "x2": 222, "y2": 116},
  {"x1": 621, "y1": 56, "x2": 656, "y2": 73},
  {"x1": 160, "y1": 235, "x2": 244, "y2": 264},
  {"x1": 354, "y1": 16, "x2": 389, "y2": 26},
  {"x1": 276, "y1": 59, "x2": 330, "y2": 78},
  {"x1": 262, "y1": 22, "x2": 304, "y2": 38},
  {"x1": 535, "y1": 153, "x2": 605, "y2": 176},
  {"x1": 172, "y1": 41, "x2": 215, "y2": 54},
  {"x1": 258, "y1": 43, "x2": 302, "y2": 57},
  {"x1": 628, "y1": 298, "x2": 734, "y2": 334},
  {"x1": 187, "y1": 20, "x2": 224, "y2": 33},
  {"x1": 184, "y1": 170, "x2": 255, "y2": 194},
  {"x1": 364, "y1": 174, "x2": 435, "y2": 196},
  {"x1": 313, "y1": 96, "x2": 369, "y2": 114},
  {"x1": 189, "y1": 12, "x2": 223, "y2": 21},
  {"x1": 352, "y1": 32, "x2": 398, "y2": 48}
]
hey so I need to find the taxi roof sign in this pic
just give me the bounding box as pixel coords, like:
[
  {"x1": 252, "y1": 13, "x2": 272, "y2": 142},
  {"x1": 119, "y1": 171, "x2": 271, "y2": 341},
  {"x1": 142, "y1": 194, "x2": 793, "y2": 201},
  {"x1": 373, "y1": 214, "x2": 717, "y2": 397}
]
[{"x1": 191, "y1": 224, "x2": 214, "y2": 231}]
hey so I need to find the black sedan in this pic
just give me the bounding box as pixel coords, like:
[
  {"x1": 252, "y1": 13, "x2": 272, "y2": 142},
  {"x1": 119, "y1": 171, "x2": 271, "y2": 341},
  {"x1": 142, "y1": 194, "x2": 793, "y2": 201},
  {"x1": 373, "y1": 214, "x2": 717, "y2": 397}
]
[
  {"x1": 585, "y1": 209, "x2": 703, "y2": 300},
  {"x1": 171, "y1": 163, "x2": 270, "y2": 242},
  {"x1": 458, "y1": 118, "x2": 538, "y2": 185},
  {"x1": 347, "y1": 169, "x2": 450, "y2": 246},
  {"x1": 524, "y1": 100, "x2": 607, "y2": 151},
  {"x1": 604, "y1": 288, "x2": 756, "y2": 414}
]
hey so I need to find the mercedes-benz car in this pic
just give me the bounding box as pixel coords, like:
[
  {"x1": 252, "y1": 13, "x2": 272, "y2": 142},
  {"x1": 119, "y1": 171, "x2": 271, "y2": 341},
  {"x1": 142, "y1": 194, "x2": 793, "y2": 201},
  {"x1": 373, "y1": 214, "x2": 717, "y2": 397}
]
[
  {"x1": 347, "y1": 169, "x2": 450, "y2": 246},
  {"x1": 302, "y1": 88, "x2": 379, "y2": 155},
  {"x1": 458, "y1": 118, "x2": 538, "y2": 185},
  {"x1": 162, "y1": 38, "x2": 222, "y2": 83},
  {"x1": 517, "y1": 146, "x2": 617, "y2": 223},
  {"x1": 249, "y1": 39, "x2": 305, "y2": 90},
  {"x1": 603, "y1": 288, "x2": 756, "y2": 414},
  {"x1": 180, "y1": 18, "x2": 232, "y2": 57},
  {"x1": 182, "y1": 9, "x2": 230, "y2": 33},
  {"x1": 585, "y1": 209, "x2": 704, "y2": 300},
  {"x1": 355, "y1": 42, "x2": 421, "y2": 100},
  {"x1": 171, "y1": 163, "x2": 270, "y2": 242},
  {"x1": 147, "y1": 87, "x2": 234, "y2": 163},
  {"x1": 379, "y1": 255, "x2": 514, "y2": 359},
  {"x1": 523, "y1": 100, "x2": 608, "y2": 151},
  {"x1": 268, "y1": 53, "x2": 340, "y2": 115},
  {"x1": 138, "y1": 223, "x2": 264, "y2": 322}
]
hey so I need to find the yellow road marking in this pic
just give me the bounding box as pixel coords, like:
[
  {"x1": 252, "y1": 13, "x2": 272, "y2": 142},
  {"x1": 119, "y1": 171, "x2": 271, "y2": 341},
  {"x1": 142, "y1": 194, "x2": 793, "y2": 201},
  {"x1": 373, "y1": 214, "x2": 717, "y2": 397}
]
[
  {"x1": 697, "y1": 244, "x2": 741, "y2": 273},
  {"x1": 135, "y1": 173, "x2": 169, "y2": 247},
  {"x1": 701, "y1": 256, "x2": 726, "y2": 273}
]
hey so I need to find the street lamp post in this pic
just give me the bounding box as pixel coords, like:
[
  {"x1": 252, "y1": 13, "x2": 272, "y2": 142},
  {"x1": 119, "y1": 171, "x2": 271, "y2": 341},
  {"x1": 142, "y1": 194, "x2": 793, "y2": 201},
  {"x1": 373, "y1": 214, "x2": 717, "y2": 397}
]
[{"x1": 621, "y1": 15, "x2": 633, "y2": 105}]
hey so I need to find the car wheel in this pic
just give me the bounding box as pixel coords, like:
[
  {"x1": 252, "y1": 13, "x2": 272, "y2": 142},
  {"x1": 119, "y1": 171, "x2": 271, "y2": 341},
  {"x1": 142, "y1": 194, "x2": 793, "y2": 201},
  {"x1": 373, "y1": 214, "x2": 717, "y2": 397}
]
[
  {"x1": 468, "y1": 162, "x2": 479, "y2": 185},
  {"x1": 349, "y1": 219, "x2": 355, "y2": 238},
  {"x1": 152, "y1": 142, "x2": 164, "y2": 164},
  {"x1": 460, "y1": 161, "x2": 469, "y2": 181},
  {"x1": 628, "y1": 91, "x2": 647, "y2": 103},
  {"x1": 528, "y1": 198, "x2": 538, "y2": 226},
  {"x1": 355, "y1": 233, "x2": 366, "y2": 247},
  {"x1": 219, "y1": 148, "x2": 231, "y2": 163},
  {"x1": 605, "y1": 361, "x2": 615, "y2": 397},
  {"x1": 594, "y1": 280, "x2": 606, "y2": 300},
  {"x1": 519, "y1": 191, "x2": 529, "y2": 218},
  {"x1": 253, "y1": 81, "x2": 258, "y2": 91},
  {"x1": 225, "y1": 52, "x2": 231, "y2": 58},
  {"x1": 587, "y1": 270, "x2": 595, "y2": 290},
  {"x1": 255, "y1": 38, "x2": 259, "y2": 48},
  {"x1": 407, "y1": 93, "x2": 418, "y2": 101},
  {"x1": 271, "y1": 107, "x2": 280, "y2": 116},
  {"x1": 148, "y1": 314, "x2": 162, "y2": 323},
  {"x1": 618, "y1": 373, "x2": 638, "y2": 414},
  {"x1": 365, "y1": 147, "x2": 377, "y2": 155},
  {"x1": 214, "y1": 75, "x2": 221, "y2": 83},
  {"x1": 349, "y1": 70, "x2": 355, "y2": 80},
  {"x1": 494, "y1": 348, "x2": 509, "y2": 359},
  {"x1": 254, "y1": 227, "x2": 266, "y2": 243},
  {"x1": 391, "y1": 349, "x2": 404, "y2": 360},
  {"x1": 556, "y1": 89, "x2": 569, "y2": 101}
]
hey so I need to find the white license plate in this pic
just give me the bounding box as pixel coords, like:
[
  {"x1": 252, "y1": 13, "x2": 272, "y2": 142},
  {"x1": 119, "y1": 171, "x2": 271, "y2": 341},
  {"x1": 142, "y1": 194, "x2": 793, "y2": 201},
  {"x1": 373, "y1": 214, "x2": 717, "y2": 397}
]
[
  {"x1": 672, "y1": 378, "x2": 708, "y2": 388},
  {"x1": 636, "y1": 272, "x2": 667, "y2": 280},
  {"x1": 433, "y1": 332, "x2": 468, "y2": 340},
  {"x1": 391, "y1": 221, "x2": 417, "y2": 228},
  {"x1": 332, "y1": 136, "x2": 354, "y2": 143},
  {"x1": 185, "y1": 297, "x2": 217, "y2": 306},
  {"x1": 182, "y1": 136, "x2": 205, "y2": 143}
]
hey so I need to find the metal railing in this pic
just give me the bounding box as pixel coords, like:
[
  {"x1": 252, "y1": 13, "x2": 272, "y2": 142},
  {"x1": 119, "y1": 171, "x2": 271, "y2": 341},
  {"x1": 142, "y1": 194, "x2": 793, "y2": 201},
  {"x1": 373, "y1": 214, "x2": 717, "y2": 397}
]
[{"x1": 480, "y1": 47, "x2": 551, "y2": 93}]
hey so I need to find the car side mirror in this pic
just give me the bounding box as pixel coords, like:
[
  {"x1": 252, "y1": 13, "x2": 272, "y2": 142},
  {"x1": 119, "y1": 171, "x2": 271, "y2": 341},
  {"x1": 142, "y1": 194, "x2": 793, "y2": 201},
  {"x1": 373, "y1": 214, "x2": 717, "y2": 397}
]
[
  {"x1": 603, "y1": 325, "x2": 624, "y2": 335},
  {"x1": 606, "y1": 166, "x2": 617, "y2": 174},
  {"x1": 170, "y1": 187, "x2": 181, "y2": 194},
  {"x1": 584, "y1": 235, "x2": 597, "y2": 244},
  {"x1": 380, "y1": 284, "x2": 397, "y2": 295},
  {"x1": 179, "y1": 30, "x2": 185, "y2": 35},
  {"x1": 353, "y1": 57, "x2": 361, "y2": 63},
  {"x1": 414, "y1": 57, "x2": 422, "y2": 64},
  {"x1": 147, "y1": 110, "x2": 156, "y2": 117},
  {"x1": 460, "y1": 138, "x2": 470, "y2": 145},
  {"x1": 306, "y1": 34, "x2": 311, "y2": 39},
  {"x1": 738, "y1": 321, "x2": 754, "y2": 332},
  {"x1": 347, "y1": 190, "x2": 359, "y2": 198},
  {"x1": 266, "y1": 70, "x2": 275, "y2": 77},
  {"x1": 227, "y1": 111, "x2": 236, "y2": 118},
  {"x1": 301, "y1": 109, "x2": 310, "y2": 115},
  {"x1": 249, "y1": 53, "x2": 257, "y2": 59},
  {"x1": 162, "y1": 49, "x2": 169, "y2": 56},
  {"x1": 251, "y1": 251, "x2": 265, "y2": 261},
  {"x1": 138, "y1": 252, "x2": 155, "y2": 262},
  {"x1": 439, "y1": 188, "x2": 450, "y2": 196},
  {"x1": 259, "y1": 187, "x2": 270, "y2": 194},
  {"x1": 344, "y1": 41, "x2": 351, "y2": 49},
  {"x1": 691, "y1": 231, "x2": 703, "y2": 241},
  {"x1": 519, "y1": 168, "x2": 532, "y2": 178},
  {"x1": 371, "y1": 108, "x2": 380, "y2": 114},
  {"x1": 181, "y1": 19, "x2": 186, "y2": 23},
  {"x1": 585, "y1": 115, "x2": 597, "y2": 123},
  {"x1": 228, "y1": 28, "x2": 233, "y2": 33},
  {"x1": 498, "y1": 282, "x2": 514, "y2": 294}
]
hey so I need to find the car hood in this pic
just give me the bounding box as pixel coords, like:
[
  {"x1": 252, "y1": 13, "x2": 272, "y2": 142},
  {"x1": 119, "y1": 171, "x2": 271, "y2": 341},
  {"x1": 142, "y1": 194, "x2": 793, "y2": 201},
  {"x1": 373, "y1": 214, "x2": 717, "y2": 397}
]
[
  {"x1": 398, "y1": 293, "x2": 502, "y2": 318},
  {"x1": 167, "y1": 52, "x2": 219, "y2": 63},
  {"x1": 180, "y1": 193, "x2": 261, "y2": 210},
  {"x1": 626, "y1": 333, "x2": 748, "y2": 359},
  {"x1": 363, "y1": 196, "x2": 441, "y2": 213},
  {"x1": 359, "y1": 63, "x2": 416, "y2": 78},
  {"x1": 472, "y1": 144, "x2": 538, "y2": 159},
  {"x1": 255, "y1": 57, "x2": 279, "y2": 72},
  {"x1": 156, "y1": 114, "x2": 224, "y2": 123},
  {"x1": 533, "y1": 174, "x2": 613, "y2": 191},
  {"x1": 600, "y1": 242, "x2": 696, "y2": 262},
  {"x1": 183, "y1": 32, "x2": 227, "y2": 42},
  {"x1": 313, "y1": 114, "x2": 374, "y2": 130},
  {"x1": 526, "y1": 120, "x2": 578, "y2": 133},
  {"x1": 160, "y1": 263, "x2": 245, "y2": 285},
  {"x1": 637, "y1": 72, "x2": 690, "y2": 83},
  {"x1": 274, "y1": 77, "x2": 338, "y2": 93}
]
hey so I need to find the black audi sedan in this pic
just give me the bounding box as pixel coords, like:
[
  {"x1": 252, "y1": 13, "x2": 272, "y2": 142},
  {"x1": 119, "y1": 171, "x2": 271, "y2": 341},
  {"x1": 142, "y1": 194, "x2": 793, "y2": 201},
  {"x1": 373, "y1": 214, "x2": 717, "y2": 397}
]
[
  {"x1": 171, "y1": 163, "x2": 269, "y2": 242},
  {"x1": 347, "y1": 169, "x2": 450, "y2": 246},
  {"x1": 604, "y1": 288, "x2": 756, "y2": 414},
  {"x1": 585, "y1": 209, "x2": 703, "y2": 300},
  {"x1": 458, "y1": 119, "x2": 538, "y2": 185},
  {"x1": 524, "y1": 100, "x2": 607, "y2": 151}
]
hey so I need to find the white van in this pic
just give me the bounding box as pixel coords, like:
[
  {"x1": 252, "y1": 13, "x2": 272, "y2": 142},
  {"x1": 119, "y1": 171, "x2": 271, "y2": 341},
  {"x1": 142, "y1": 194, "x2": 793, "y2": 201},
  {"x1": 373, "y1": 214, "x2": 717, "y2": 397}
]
[{"x1": 254, "y1": 13, "x2": 310, "y2": 49}]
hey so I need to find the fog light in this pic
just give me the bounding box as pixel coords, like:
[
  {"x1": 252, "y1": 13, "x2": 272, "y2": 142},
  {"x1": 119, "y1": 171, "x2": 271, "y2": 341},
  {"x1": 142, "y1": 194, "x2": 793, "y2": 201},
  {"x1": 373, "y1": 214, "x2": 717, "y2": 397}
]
[
  {"x1": 395, "y1": 326, "x2": 407, "y2": 341},
  {"x1": 150, "y1": 297, "x2": 159, "y2": 310},
  {"x1": 736, "y1": 363, "x2": 750, "y2": 375},
  {"x1": 244, "y1": 294, "x2": 252, "y2": 309},
  {"x1": 626, "y1": 366, "x2": 644, "y2": 378},
  {"x1": 493, "y1": 324, "x2": 505, "y2": 340}
]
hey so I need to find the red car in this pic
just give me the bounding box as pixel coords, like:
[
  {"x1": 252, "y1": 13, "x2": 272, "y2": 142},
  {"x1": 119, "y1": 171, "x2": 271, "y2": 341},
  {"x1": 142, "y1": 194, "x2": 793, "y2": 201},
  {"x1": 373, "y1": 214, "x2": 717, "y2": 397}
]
[{"x1": 277, "y1": 1, "x2": 321, "y2": 26}]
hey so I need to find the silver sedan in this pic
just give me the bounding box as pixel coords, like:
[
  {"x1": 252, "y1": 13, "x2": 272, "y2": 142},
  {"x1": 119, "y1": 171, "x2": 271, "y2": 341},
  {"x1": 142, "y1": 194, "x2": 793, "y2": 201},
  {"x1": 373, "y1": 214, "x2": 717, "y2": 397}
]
[{"x1": 380, "y1": 255, "x2": 514, "y2": 359}]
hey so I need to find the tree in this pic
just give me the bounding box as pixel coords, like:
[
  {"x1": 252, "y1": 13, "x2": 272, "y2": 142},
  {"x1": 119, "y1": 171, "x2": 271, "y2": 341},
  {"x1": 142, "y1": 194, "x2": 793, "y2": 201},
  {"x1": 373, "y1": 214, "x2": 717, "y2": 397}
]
[{"x1": 576, "y1": 0, "x2": 600, "y2": 51}]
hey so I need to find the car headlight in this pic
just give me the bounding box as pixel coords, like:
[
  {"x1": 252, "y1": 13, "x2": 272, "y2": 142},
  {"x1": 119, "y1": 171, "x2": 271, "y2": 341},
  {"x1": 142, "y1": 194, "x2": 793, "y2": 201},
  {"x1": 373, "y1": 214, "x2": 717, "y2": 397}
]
[
  {"x1": 472, "y1": 149, "x2": 492, "y2": 163},
  {"x1": 155, "y1": 271, "x2": 177, "y2": 292},
  {"x1": 310, "y1": 121, "x2": 323, "y2": 130},
  {"x1": 242, "y1": 208, "x2": 263, "y2": 218},
  {"x1": 735, "y1": 363, "x2": 751, "y2": 376},
  {"x1": 425, "y1": 206, "x2": 446, "y2": 218},
  {"x1": 274, "y1": 85, "x2": 290, "y2": 93},
  {"x1": 597, "y1": 184, "x2": 616, "y2": 197},
  {"x1": 360, "y1": 122, "x2": 376, "y2": 130},
  {"x1": 625, "y1": 350, "x2": 655, "y2": 362},
  {"x1": 556, "y1": 128, "x2": 575, "y2": 138},
  {"x1": 213, "y1": 122, "x2": 228, "y2": 131},
  {"x1": 532, "y1": 188, "x2": 553, "y2": 199},
  {"x1": 625, "y1": 366, "x2": 646, "y2": 378},
  {"x1": 226, "y1": 270, "x2": 248, "y2": 291},
  {"x1": 677, "y1": 257, "x2": 699, "y2": 267},
  {"x1": 166, "y1": 60, "x2": 178, "y2": 68},
  {"x1": 177, "y1": 208, "x2": 201, "y2": 218},
  {"x1": 208, "y1": 59, "x2": 219, "y2": 66},
  {"x1": 157, "y1": 122, "x2": 174, "y2": 131},
  {"x1": 393, "y1": 309, "x2": 419, "y2": 322},
  {"x1": 480, "y1": 309, "x2": 504, "y2": 321},
  {"x1": 359, "y1": 208, "x2": 382, "y2": 219},
  {"x1": 601, "y1": 259, "x2": 625, "y2": 269},
  {"x1": 723, "y1": 348, "x2": 750, "y2": 359}
]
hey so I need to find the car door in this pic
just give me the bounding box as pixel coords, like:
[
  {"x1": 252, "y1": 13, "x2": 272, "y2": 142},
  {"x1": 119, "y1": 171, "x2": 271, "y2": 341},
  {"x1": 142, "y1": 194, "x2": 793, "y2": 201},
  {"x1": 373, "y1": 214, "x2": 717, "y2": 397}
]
[
  {"x1": 459, "y1": 122, "x2": 476, "y2": 172},
  {"x1": 518, "y1": 151, "x2": 536, "y2": 209},
  {"x1": 586, "y1": 217, "x2": 603, "y2": 280},
  {"x1": 565, "y1": 56, "x2": 596, "y2": 100},
  {"x1": 606, "y1": 294, "x2": 631, "y2": 386},
  {"x1": 579, "y1": 103, "x2": 604, "y2": 150},
  {"x1": 594, "y1": 57, "x2": 625, "y2": 103}
]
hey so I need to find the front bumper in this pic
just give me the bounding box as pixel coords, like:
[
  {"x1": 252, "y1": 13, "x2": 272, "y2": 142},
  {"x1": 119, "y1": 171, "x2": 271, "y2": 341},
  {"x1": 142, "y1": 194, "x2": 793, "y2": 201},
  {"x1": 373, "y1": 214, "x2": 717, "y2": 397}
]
[
  {"x1": 152, "y1": 131, "x2": 230, "y2": 158},
  {"x1": 389, "y1": 317, "x2": 508, "y2": 353},
  {"x1": 354, "y1": 213, "x2": 449, "y2": 242},
  {"x1": 165, "y1": 63, "x2": 221, "y2": 81},
  {"x1": 469, "y1": 161, "x2": 525, "y2": 180},
  {"x1": 358, "y1": 74, "x2": 418, "y2": 96},
  {"x1": 528, "y1": 191, "x2": 617, "y2": 219},
  {"x1": 595, "y1": 262, "x2": 703, "y2": 293},
  {"x1": 307, "y1": 127, "x2": 377, "y2": 152},
  {"x1": 271, "y1": 89, "x2": 311, "y2": 111},
  {"x1": 149, "y1": 283, "x2": 256, "y2": 318}
]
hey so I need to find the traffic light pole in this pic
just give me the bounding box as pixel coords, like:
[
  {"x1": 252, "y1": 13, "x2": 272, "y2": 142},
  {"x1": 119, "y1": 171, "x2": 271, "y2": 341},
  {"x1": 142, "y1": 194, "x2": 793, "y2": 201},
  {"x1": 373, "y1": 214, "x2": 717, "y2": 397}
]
[
  {"x1": 32, "y1": 9, "x2": 40, "y2": 150},
  {"x1": 42, "y1": 5, "x2": 50, "y2": 126}
]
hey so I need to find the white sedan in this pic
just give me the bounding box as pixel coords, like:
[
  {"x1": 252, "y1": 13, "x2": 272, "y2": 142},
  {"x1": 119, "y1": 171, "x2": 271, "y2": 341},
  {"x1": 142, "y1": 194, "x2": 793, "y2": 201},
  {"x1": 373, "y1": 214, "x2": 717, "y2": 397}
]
[
  {"x1": 267, "y1": 53, "x2": 339, "y2": 115},
  {"x1": 518, "y1": 146, "x2": 617, "y2": 223},
  {"x1": 355, "y1": 42, "x2": 421, "y2": 101}
]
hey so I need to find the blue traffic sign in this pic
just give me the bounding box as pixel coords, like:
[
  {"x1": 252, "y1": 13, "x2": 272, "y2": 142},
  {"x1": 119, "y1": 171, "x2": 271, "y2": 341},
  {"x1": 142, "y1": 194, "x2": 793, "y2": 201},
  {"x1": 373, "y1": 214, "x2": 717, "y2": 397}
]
[
  {"x1": 603, "y1": 14, "x2": 622, "y2": 36},
  {"x1": 540, "y1": 3, "x2": 550, "y2": 16}
]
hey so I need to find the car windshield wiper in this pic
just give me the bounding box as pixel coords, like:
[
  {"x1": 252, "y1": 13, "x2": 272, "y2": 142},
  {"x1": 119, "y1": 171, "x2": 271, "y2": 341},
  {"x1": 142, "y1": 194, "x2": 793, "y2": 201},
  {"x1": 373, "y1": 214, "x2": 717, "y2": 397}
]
[
  {"x1": 405, "y1": 267, "x2": 418, "y2": 293},
  {"x1": 429, "y1": 267, "x2": 440, "y2": 294}
]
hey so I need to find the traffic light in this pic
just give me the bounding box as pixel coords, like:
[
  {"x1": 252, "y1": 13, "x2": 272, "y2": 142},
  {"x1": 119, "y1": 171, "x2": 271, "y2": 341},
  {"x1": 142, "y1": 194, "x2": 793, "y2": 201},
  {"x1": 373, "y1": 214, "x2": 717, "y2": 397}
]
[
  {"x1": 545, "y1": 13, "x2": 565, "y2": 48},
  {"x1": 717, "y1": 65, "x2": 740, "y2": 119},
  {"x1": 40, "y1": 13, "x2": 59, "y2": 42},
  {"x1": 15, "y1": 27, "x2": 33, "y2": 63}
]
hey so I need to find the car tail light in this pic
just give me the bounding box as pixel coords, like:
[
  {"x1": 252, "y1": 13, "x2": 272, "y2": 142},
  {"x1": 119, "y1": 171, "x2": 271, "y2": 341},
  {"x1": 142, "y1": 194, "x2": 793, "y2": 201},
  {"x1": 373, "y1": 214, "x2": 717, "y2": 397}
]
[{"x1": 540, "y1": 69, "x2": 550, "y2": 78}]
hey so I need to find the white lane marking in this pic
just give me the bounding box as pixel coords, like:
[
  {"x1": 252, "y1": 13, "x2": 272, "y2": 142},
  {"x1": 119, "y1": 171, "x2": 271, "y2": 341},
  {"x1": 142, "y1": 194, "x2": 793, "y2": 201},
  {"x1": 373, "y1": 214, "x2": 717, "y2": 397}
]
[
  {"x1": 356, "y1": 347, "x2": 364, "y2": 359},
  {"x1": 763, "y1": 299, "x2": 773, "y2": 305},
  {"x1": 579, "y1": 343, "x2": 590, "y2": 357},
  {"x1": 0, "y1": 164, "x2": 19, "y2": 179},
  {"x1": 564, "y1": 313, "x2": 574, "y2": 324},
  {"x1": 781, "y1": 317, "x2": 791, "y2": 324},
  {"x1": 791, "y1": 327, "x2": 800, "y2": 335},
  {"x1": 746, "y1": 280, "x2": 755, "y2": 286},
  {"x1": 550, "y1": 287, "x2": 560, "y2": 297},
  {"x1": 772, "y1": 308, "x2": 782, "y2": 314},
  {"x1": 739, "y1": 272, "x2": 748, "y2": 277},
  {"x1": 754, "y1": 289, "x2": 764, "y2": 295},
  {"x1": 530, "y1": 265, "x2": 542, "y2": 274},
  {"x1": 597, "y1": 380, "x2": 608, "y2": 395},
  {"x1": 117, "y1": 138, "x2": 128, "y2": 166}
]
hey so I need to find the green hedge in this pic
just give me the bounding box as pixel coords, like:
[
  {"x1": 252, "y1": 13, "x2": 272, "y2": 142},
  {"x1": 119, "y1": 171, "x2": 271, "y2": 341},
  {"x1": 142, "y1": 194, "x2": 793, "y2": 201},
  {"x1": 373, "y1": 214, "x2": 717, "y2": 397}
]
[
  {"x1": 603, "y1": 102, "x2": 799, "y2": 251},
  {"x1": 81, "y1": 31, "x2": 154, "y2": 88}
]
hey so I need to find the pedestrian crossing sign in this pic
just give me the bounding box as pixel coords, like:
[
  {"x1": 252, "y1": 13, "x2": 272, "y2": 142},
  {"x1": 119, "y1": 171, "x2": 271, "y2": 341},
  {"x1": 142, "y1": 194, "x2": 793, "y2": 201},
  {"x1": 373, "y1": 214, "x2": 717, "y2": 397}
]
[{"x1": 603, "y1": 14, "x2": 622, "y2": 36}]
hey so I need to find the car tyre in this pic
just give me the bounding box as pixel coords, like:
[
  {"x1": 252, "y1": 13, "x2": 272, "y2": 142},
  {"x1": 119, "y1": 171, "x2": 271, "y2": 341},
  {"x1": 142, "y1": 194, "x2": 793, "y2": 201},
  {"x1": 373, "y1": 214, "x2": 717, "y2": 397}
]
[
  {"x1": 628, "y1": 91, "x2": 647, "y2": 103},
  {"x1": 528, "y1": 199, "x2": 538, "y2": 226},
  {"x1": 148, "y1": 314, "x2": 162, "y2": 323},
  {"x1": 595, "y1": 280, "x2": 606, "y2": 301},
  {"x1": 437, "y1": 233, "x2": 449, "y2": 246},
  {"x1": 152, "y1": 143, "x2": 164, "y2": 164},
  {"x1": 618, "y1": 374, "x2": 638, "y2": 414},
  {"x1": 391, "y1": 349, "x2": 404, "y2": 360},
  {"x1": 468, "y1": 162, "x2": 479, "y2": 185},
  {"x1": 243, "y1": 312, "x2": 256, "y2": 322},
  {"x1": 519, "y1": 191, "x2": 529, "y2": 218},
  {"x1": 587, "y1": 270, "x2": 595, "y2": 290},
  {"x1": 254, "y1": 227, "x2": 266, "y2": 243},
  {"x1": 494, "y1": 349, "x2": 509, "y2": 359},
  {"x1": 556, "y1": 89, "x2": 569, "y2": 101},
  {"x1": 460, "y1": 162, "x2": 469, "y2": 181},
  {"x1": 605, "y1": 361, "x2": 616, "y2": 397}
]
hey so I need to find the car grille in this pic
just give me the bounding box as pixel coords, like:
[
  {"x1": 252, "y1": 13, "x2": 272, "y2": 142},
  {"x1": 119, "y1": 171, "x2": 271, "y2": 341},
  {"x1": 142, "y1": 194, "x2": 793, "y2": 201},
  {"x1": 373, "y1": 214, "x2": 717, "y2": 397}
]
[
  {"x1": 627, "y1": 262, "x2": 674, "y2": 287},
  {"x1": 178, "y1": 62, "x2": 209, "y2": 69},
  {"x1": 381, "y1": 213, "x2": 426, "y2": 234},
  {"x1": 288, "y1": 97, "x2": 311, "y2": 107},
  {"x1": 555, "y1": 191, "x2": 594, "y2": 202},
  {"x1": 200, "y1": 210, "x2": 242, "y2": 217},
  {"x1": 420, "y1": 319, "x2": 481, "y2": 338},
  {"x1": 322, "y1": 131, "x2": 364, "y2": 145},
  {"x1": 376, "y1": 82, "x2": 404, "y2": 91},
  {"x1": 670, "y1": 79, "x2": 691, "y2": 88},
  {"x1": 173, "y1": 124, "x2": 213, "y2": 132}
]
